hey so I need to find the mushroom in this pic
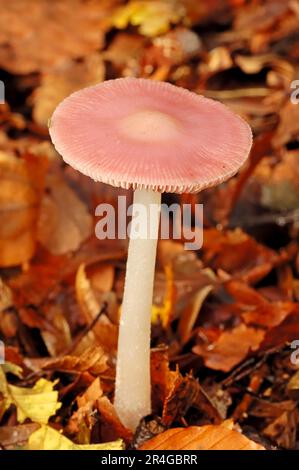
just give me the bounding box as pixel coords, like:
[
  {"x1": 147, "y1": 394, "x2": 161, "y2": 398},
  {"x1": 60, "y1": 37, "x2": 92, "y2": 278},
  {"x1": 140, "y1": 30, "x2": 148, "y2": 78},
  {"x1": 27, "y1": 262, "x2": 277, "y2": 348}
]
[{"x1": 49, "y1": 77, "x2": 252, "y2": 431}]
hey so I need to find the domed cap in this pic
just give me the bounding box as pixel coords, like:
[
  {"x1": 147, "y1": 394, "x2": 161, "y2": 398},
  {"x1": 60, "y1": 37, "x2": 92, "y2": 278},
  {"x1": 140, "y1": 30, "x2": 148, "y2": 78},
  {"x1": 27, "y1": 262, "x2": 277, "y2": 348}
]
[{"x1": 49, "y1": 78, "x2": 252, "y2": 193}]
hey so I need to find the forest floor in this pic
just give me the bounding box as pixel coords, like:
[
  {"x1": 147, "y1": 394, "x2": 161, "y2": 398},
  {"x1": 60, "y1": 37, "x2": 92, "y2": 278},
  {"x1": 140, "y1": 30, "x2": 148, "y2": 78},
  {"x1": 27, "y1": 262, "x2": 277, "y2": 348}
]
[{"x1": 0, "y1": 0, "x2": 299, "y2": 450}]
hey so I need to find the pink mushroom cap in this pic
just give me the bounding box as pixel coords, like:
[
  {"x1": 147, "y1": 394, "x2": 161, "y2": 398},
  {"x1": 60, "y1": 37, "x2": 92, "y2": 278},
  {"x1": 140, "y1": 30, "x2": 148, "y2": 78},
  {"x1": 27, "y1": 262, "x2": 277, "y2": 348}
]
[{"x1": 49, "y1": 78, "x2": 252, "y2": 193}]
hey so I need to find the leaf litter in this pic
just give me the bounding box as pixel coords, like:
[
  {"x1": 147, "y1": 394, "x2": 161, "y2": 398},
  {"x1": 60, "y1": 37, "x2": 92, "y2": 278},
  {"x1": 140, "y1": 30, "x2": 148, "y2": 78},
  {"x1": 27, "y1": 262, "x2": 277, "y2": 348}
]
[{"x1": 0, "y1": 0, "x2": 299, "y2": 451}]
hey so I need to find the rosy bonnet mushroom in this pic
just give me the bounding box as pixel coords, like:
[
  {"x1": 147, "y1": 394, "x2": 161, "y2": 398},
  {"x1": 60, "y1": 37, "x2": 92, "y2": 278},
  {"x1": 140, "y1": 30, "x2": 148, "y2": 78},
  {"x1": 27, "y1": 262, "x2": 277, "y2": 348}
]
[{"x1": 49, "y1": 77, "x2": 252, "y2": 431}]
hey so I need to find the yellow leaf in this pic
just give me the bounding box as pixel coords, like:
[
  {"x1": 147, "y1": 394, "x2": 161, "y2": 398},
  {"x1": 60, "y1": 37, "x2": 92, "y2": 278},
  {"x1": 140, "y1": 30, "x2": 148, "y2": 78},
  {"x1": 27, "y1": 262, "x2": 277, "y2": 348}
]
[
  {"x1": 112, "y1": 1, "x2": 184, "y2": 37},
  {"x1": 0, "y1": 368, "x2": 11, "y2": 420},
  {"x1": 28, "y1": 425, "x2": 124, "y2": 450},
  {"x1": 151, "y1": 264, "x2": 175, "y2": 328},
  {"x1": 0, "y1": 367, "x2": 61, "y2": 424}
]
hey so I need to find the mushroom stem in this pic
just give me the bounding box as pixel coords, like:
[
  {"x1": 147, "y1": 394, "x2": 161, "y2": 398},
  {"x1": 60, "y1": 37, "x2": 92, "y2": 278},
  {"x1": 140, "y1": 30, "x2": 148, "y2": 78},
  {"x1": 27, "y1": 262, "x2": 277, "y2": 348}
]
[{"x1": 115, "y1": 188, "x2": 161, "y2": 431}]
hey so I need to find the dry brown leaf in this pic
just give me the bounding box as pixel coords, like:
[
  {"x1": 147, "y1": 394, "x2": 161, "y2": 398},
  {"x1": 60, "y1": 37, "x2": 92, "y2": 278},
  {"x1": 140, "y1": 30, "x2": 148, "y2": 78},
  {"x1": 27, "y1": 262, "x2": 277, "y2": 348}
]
[
  {"x1": 232, "y1": 0, "x2": 298, "y2": 53},
  {"x1": 287, "y1": 371, "x2": 299, "y2": 391},
  {"x1": 262, "y1": 409, "x2": 297, "y2": 449},
  {"x1": 203, "y1": 228, "x2": 276, "y2": 277},
  {"x1": 97, "y1": 396, "x2": 133, "y2": 443},
  {"x1": 162, "y1": 369, "x2": 200, "y2": 427},
  {"x1": 140, "y1": 421, "x2": 265, "y2": 450},
  {"x1": 260, "y1": 311, "x2": 299, "y2": 351},
  {"x1": 0, "y1": 278, "x2": 13, "y2": 312},
  {"x1": 40, "y1": 304, "x2": 72, "y2": 357},
  {"x1": 76, "y1": 263, "x2": 101, "y2": 320},
  {"x1": 151, "y1": 348, "x2": 172, "y2": 409},
  {"x1": 32, "y1": 54, "x2": 105, "y2": 127},
  {"x1": 256, "y1": 150, "x2": 299, "y2": 211},
  {"x1": 0, "y1": 152, "x2": 47, "y2": 267},
  {"x1": 151, "y1": 348, "x2": 198, "y2": 416},
  {"x1": 67, "y1": 377, "x2": 103, "y2": 443},
  {"x1": 150, "y1": 349, "x2": 215, "y2": 426},
  {"x1": 0, "y1": 0, "x2": 114, "y2": 73},
  {"x1": 89, "y1": 263, "x2": 115, "y2": 294},
  {"x1": 225, "y1": 280, "x2": 295, "y2": 328},
  {"x1": 178, "y1": 285, "x2": 213, "y2": 345},
  {"x1": 0, "y1": 423, "x2": 39, "y2": 450},
  {"x1": 194, "y1": 324, "x2": 265, "y2": 372},
  {"x1": 104, "y1": 33, "x2": 146, "y2": 70},
  {"x1": 37, "y1": 174, "x2": 92, "y2": 255},
  {"x1": 75, "y1": 263, "x2": 118, "y2": 352},
  {"x1": 37, "y1": 346, "x2": 109, "y2": 376}
]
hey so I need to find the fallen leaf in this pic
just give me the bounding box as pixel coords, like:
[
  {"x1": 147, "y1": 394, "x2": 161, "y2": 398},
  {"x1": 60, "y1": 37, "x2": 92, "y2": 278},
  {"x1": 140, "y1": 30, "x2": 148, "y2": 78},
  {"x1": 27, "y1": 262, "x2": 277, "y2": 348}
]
[
  {"x1": 287, "y1": 371, "x2": 299, "y2": 391},
  {"x1": 32, "y1": 54, "x2": 105, "y2": 127},
  {"x1": 89, "y1": 263, "x2": 115, "y2": 294},
  {"x1": 202, "y1": 228, "x2": 276, "y2": 277},
  {"x1": 260, "y1": 311, "x2": 299, "y2": 351},
  {"x1": 37, "y1": 346, "x2": 109, "y2": 376},
  {"x1": 0, "y1": 277, "x2": 13, "y2": 312},
  {"x1": 151, "y1": 264, "x2": 176, "y2": 328},
  {"x1": 178, "y1": 285, "x2": 213, "y2": 345},
  {"x1": 0, "y1": 0, "x2": 111, "y2": 73},
  {"x1": 97, "y1": 396, "x2": 133, "y2": 443},
  {"x1": 193, "y1": 324, "x2": 265, "y2": 372},
  {"x1": 0, "y1": 367, "x2": 61, "y2": 424},
  {"x1": 40, "y1": 304, "x2": 72, "y2": 357},
  {"x1": 112, "y1": 0, "x2": 185, "y2": 37},
  {"x1": 225, "y1": 280, "x2": 295, "y2": 328},
  {"x1": 150, "y1": 349, "x2": 218, "y2": 425},
  {"x1": 76, "y1": 263, "x2": 102, "y2": 319},
  {"x1": 104, "y1": 32, "x2": 146, "y2": 70},
  {"x1": 0, "y1": 423, "x2": 39, "y2": 449},
  {"x1": 27, "y1": 424, "x2": 124, "y2": 450},
  {"x1": 140, "y1": 421, "x2": 265, "y2": 450},
  {"x1": 132, "y1": 417, "x2": 166, "y2": 449},
  {"x1": 161, "y1": 370, "x2": 200, "y2": 426},
  {"x1": 67, "y1": 377, "x2": 103, "y2": 443},
  {"x1": 257, "y1": 150, "x2": 299, "y2": 211},
  {"x1": 37, "y1": 174, "x2": 92, "y2": 255},
  {"x1": 0, "y1": 152, "x2": 47, "y2": 267},
  {"x1": 75, "y1": 263, "x2": 118, "y2": 352},
  {"x1": 262, "y1": 408, "x2": 297, "y2": 449}
]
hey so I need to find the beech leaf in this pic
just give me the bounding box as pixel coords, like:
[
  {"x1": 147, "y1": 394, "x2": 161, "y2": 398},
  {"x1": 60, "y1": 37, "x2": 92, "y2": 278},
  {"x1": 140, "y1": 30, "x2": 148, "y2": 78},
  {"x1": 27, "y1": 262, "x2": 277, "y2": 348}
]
[
  {"x1": 0, "y1": 367, "x2": 61, "y2": 424},
  {"x1": 28, "y1": 425, "x2": 124, "y2": 450},
  {"x1": 112, "y1": 0, "x2": 185, "y2": 37},
  {"x1": 140, "y1": 421, "x2": 265, "y2": 450}
]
